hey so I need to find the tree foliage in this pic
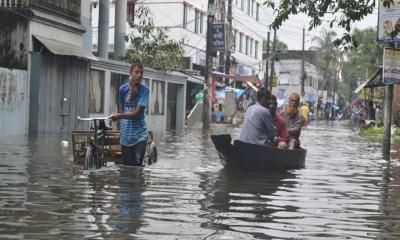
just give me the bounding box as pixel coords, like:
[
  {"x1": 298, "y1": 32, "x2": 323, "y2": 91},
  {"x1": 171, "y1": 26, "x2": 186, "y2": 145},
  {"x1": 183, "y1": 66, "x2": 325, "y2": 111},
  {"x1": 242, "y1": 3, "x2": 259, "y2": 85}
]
[
  {"x1": 264, "y1": 0, "x2": 395, "y2": 46},
  {"x1": 124, "y1": 6, "x2": 184, "y2": 71},
  {"x1": 263, "y1": 37, "x2": 288, "y2": 52},
  {"x1": 338, "y1": 27, "x2": 383, "y2": 105},
  {"x1": 311, "y1": 29, "x2": 338, "y2": 96}
]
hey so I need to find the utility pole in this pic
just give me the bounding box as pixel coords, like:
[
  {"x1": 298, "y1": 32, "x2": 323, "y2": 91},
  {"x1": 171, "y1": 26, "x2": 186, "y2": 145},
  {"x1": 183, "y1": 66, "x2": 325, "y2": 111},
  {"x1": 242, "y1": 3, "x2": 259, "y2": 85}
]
[
  {"x1": 301, "y1": 27, "x2": 305, "y2": 97},
  {"x1": 225, "y1": 0, "x2": 233, "y2": 83},
  {"x1": 383, "y1": 84, "x2": 394, "y2": 159},
  {"x1": 265, "y1": 31, "x2": 270, "y2": 89},
  {"x1": 269, "y1": 29, "x2": 276, "y2": 92},
  {"x1": 218, "y1": 0, "x2": 226, "y2": 74},
  {"x1": 203, "y1": 0, "x2": 216, "y2": 129}
]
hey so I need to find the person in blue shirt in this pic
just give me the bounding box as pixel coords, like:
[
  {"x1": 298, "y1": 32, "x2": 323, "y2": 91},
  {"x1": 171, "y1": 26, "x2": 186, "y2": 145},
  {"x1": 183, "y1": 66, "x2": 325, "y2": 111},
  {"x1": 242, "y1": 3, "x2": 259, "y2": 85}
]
[{"x1": 112, "y1": 63, "x2": 149, "y2": 166}]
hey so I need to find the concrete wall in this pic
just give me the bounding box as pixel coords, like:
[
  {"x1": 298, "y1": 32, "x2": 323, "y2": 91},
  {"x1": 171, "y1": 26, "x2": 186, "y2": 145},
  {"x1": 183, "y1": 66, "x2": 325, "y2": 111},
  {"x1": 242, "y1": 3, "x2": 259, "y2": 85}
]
[
  {"x1": 0, "y1": 67, "x2": 29, "y2": 136},
  {"x1": 0, "y1": 14, "x2": 29, "y2": 69}
]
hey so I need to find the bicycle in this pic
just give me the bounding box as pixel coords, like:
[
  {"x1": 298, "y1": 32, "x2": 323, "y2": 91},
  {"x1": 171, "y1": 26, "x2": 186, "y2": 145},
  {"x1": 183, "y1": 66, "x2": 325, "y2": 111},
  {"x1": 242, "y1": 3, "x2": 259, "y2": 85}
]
[
  {"x1": 75, "y1": 115, "x2": 158, "y2": 169},
  {"x1": 77, "y1": 115, "x2": 113, "y2": 170}
]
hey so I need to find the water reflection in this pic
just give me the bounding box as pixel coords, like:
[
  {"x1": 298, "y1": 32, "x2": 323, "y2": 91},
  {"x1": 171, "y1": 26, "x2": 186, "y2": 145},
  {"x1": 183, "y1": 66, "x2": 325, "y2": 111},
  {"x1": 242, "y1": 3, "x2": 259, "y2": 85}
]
[
  {"x1": 198, "y1": 169, "x2": 297, "y2": 239},
  {"x1": 3, "y1": 122, "x2": 400, "y2": 239}
]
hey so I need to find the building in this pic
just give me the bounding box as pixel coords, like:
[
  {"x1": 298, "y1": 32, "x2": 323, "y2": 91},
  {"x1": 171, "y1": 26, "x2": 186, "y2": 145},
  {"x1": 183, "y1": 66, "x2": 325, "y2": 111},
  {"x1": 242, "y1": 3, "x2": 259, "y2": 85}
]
[
  {"x1": 0, "y1": 0, "x2": 188, "y2": 137},
  {"x1": 91, "y1": 0, "x2": 268, "y2": 77},
  {"x1": 0, "y1": 0, "x2": 93, "y2": 136},
  {"x1": 264, "y1": 50, "x2": 321, "y2": 106}
]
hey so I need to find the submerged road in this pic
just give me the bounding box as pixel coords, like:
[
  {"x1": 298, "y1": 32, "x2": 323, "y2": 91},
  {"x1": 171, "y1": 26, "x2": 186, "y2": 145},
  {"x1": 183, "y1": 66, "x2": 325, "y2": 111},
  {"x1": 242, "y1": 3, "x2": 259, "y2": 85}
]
[{"x1": 1, "y1": 121, "x2": 400, "y2": 239}]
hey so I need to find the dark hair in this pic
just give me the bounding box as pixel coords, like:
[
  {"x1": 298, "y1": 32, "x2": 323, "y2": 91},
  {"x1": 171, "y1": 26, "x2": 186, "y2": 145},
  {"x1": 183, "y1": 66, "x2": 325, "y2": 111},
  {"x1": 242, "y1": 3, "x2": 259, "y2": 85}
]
[
  {"x1": 256, "y1": 87, "x2": 271, "y2": 102},
  {"x1": 271, "y1": 94, "x2": 277, "y2": 101},
  {"x1": 130, "y1": 63, "x2": 144, "y2": 72}
]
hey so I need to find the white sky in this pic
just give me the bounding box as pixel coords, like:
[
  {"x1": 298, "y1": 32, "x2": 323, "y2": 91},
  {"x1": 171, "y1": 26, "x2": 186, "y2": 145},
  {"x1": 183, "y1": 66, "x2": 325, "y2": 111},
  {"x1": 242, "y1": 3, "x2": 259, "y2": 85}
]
[{"x1": 261, "y1": 6, "x2": 379, "y2": 50}]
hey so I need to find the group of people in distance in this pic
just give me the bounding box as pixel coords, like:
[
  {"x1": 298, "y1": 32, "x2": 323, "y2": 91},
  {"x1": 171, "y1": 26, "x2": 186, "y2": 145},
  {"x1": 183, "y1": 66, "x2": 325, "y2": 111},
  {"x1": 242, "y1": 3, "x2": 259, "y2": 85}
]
[{"x1": 240, "y1": 87, "x2": 305, "y2": 150}]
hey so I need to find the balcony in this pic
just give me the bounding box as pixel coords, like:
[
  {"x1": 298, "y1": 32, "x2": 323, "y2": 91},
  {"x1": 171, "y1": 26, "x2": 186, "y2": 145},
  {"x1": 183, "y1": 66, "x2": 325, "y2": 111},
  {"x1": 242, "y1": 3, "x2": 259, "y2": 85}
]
[{"x1": 0, "y1": 0, "x2": 81, "y2": 23}]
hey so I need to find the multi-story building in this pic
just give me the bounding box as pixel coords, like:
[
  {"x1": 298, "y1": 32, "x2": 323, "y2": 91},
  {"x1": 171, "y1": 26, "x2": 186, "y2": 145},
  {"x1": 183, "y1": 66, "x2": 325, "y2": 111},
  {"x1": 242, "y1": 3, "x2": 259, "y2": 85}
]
[
  {"x1": 264, "y1": 50, "x2": 321, "y2": 106},
  {"x1": 91, "y1": 0, "x2": 268, "y2": 77}
]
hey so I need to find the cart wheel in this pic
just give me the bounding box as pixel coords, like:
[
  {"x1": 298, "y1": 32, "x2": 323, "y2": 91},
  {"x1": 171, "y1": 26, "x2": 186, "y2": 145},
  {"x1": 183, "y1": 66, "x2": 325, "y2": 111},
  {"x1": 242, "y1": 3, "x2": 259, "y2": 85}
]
[
  {"x1": 148, "y1": 142, "x2": 157, "y2": 164},
  {"x1": 84, "y1": 146, "x2": 95, "y2": 170}
]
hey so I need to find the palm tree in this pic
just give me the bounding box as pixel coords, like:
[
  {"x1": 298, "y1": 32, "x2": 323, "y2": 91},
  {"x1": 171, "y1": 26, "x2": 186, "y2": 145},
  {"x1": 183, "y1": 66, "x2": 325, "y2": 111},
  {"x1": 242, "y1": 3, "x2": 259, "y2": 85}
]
[{"x1": 311, "y1": 29, "x2": 338, "y2": 98}]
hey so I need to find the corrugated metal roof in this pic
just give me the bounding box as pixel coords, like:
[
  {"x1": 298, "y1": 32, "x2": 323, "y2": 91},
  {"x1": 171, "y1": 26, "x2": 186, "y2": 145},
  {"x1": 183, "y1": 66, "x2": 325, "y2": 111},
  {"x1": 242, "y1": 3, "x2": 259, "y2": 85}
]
[{"x1": 33, "y1": 35, "x2": 97, "y2": 61}]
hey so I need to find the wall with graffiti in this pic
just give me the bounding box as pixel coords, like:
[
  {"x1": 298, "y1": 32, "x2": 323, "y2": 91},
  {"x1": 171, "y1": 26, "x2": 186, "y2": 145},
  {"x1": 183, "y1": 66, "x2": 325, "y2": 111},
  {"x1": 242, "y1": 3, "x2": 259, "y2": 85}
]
[{"x1": 0, "y1": 67, "x2": 29, "y2": 136}]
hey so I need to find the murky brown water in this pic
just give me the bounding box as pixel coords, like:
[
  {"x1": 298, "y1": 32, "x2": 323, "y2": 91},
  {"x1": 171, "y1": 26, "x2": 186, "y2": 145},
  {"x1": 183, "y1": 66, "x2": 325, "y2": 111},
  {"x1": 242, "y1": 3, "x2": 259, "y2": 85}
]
[{"x1": 1, "y1": 121, "x2": 400, "y2": 239}]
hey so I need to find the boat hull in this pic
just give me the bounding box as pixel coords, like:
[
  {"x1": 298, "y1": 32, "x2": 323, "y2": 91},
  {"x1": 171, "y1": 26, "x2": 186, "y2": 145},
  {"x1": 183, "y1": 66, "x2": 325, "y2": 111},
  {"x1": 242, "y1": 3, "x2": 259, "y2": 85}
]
[{"x1": 211, "y1": 134, "x2": 306, "y2": 171}]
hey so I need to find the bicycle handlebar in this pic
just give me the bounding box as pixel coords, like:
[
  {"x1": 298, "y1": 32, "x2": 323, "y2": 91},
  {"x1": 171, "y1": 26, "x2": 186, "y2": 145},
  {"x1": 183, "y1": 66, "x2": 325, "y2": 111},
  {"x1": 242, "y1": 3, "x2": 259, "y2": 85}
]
[{"x1": 77, "y1": 115, "x2": 113, "y2": 121}]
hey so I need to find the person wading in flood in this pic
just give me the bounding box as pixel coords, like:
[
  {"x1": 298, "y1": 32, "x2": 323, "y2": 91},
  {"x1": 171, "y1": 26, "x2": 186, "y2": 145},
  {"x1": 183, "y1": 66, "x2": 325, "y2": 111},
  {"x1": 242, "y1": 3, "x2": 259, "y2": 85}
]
[
  {"x1": 112, "y1": 63, "x2": 149, "y2": 166},
  {"x1": 267, "y1": 95, "x2": 289, "y2": 149},
  {"x1": 239, "y1": 87, "x2": 276, "y2": 146},
  {"x1": 279, "y1": 92, "x2": 305, "y2": 149}
]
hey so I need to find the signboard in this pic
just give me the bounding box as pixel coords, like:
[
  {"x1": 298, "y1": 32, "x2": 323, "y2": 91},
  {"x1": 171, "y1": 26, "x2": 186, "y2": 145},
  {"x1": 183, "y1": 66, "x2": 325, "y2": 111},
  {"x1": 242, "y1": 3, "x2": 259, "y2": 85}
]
[
  {"x1": 383, "y1": 48, "x2": 400, "y2": 84},
  {"x1": 378, "y1": 1, "x2": 400, "y2": 43},
  {"x1": 211, "y1": 23, "x2": 226, "y2": 52}
]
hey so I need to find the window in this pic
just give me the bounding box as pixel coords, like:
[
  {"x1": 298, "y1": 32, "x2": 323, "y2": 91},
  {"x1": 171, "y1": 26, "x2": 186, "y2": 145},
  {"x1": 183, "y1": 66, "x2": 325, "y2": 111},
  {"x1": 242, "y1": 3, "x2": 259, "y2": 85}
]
[
  {"x1": 200, "y1": 14, "x2": 204, "y2": 33},
  {"x1": 183, "y1": 4, "x2": 188, "y2": 29},
  {"x1": 255, "y1": 41, "x2": 259, "y2": 59},
  {"x1": 256, "y1": 3, "x2": 260, "y2": 21},
  {"x1": 234, "y1": 30, "x2": 237, "y2": 49},
  {"x1": 245, "y1": 36, "x2": 249, "y2": 55},
  {"x1": 250, "y1": 39, "x2": 253, "y2": 56},
  {"x1": 89, "y1": 70, "x2": 105, "y2": 114},
  {"x1": 127, "y1": 2, "x2": 135, "y2": 22},
  {"x1": 247, "y1": 0, "x2": 251, "y2": 15},
  {"x1": 241, "y1": 0, "x2": 244, "y2": 11},
  {"x1": 151, "y1": 80, "x2": 165, "y2": 115},
  {"x1": 239, "y1": 33, "x2": 243, "y2": 53},
  {"x1": 251, "y1": 0, "x2": 255, "y2": 16},
  {"x1": 195, "y1": 10, "x2": 200, "y2": 33}
]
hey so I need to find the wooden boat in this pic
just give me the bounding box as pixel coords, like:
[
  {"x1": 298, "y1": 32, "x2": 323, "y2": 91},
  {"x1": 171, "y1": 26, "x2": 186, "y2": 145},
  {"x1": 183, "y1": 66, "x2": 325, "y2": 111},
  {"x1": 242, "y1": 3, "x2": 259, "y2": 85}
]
[{"x1": 211, "y1": 134, "x2": 306, "y2": 171}]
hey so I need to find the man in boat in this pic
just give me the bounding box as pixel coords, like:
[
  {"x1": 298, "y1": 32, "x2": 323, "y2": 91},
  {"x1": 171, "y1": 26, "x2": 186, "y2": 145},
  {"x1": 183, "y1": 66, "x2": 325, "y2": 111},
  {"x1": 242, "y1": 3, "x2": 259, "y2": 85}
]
[
  {"x1": 279, "y1": 92, "x2": 305, "y2": 149},
  {"x1": 112, "y1": 63, "x2": 149, "y2": 166},
  {"x1": 239, "y1": 87, "x2": 276, "y2": 146},
  {"x1": 267, "y1": 95, "x2": 289, "y2": 149}
]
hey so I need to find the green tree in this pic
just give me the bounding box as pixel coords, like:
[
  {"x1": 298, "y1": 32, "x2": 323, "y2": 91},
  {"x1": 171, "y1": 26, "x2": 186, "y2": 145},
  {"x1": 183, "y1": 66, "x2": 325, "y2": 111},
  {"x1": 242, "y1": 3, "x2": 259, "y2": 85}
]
[
  {"x1": 264, "y1": 0, "x2": 395, "y2": 45},
  {"x1": 263, "y1": 37, "x2": 288, "y2": 53},
  {"x1": 124, "y1": 6, "x2": 184, "y2": 71},
  {"x1": 311, "y1": 29, "x2": 338, "y2": 97},
  {"x1": 338, "y1": 27, "x2": 383, "y2": 105}
]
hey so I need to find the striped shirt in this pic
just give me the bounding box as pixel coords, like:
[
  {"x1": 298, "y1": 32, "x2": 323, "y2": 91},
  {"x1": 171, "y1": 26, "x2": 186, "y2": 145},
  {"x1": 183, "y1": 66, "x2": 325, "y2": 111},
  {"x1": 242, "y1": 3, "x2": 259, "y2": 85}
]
[{"x1": 119, "y1": 83, "x2": 149, "y2": 147}]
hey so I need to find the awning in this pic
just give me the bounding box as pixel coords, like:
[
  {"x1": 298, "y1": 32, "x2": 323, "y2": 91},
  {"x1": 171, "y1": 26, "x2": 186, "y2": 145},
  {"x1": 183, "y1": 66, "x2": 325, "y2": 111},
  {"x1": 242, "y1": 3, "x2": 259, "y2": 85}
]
[
  {"x1": 33, "y1": 35, "x2": 97, "y2": 61},
  {"x1": 186, "y1": 74, "x2": 204, "y2": 85},
  {"x1": 354, "y1": 68, "x2": 384, "y2": 93},
  {"x1": 211, "y1": 71, "x2": 261, "y2": 84}
]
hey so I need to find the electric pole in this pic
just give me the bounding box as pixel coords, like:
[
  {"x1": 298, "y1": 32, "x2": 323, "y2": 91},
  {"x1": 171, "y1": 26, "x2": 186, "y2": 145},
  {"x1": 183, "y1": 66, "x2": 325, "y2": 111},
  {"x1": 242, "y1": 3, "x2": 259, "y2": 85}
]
[
  {"x1": 225, "y1": 0, "x2": 233, "y2": 82},
  {"x1": 264, "y1": 31, "x2": 270, "y2": 88},
  {"x1": 269, "y1": 29, "x2": 276, "y2": 92},
  {"x1": 218, "y1": 0, "x2": 226, "y2": 74},
  {"x1": 301, "y1": 27, "x2": 305, "y2": 97},
  {"x1": 203, "y1": 0, "x2": 216, "y2": 129}
]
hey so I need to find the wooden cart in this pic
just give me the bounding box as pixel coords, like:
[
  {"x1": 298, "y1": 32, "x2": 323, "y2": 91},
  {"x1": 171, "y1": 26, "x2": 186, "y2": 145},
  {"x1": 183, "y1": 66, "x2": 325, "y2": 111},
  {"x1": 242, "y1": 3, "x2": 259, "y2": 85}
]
[{"x1": 71, "y1": 131, "x2": 123, "y2": 164}]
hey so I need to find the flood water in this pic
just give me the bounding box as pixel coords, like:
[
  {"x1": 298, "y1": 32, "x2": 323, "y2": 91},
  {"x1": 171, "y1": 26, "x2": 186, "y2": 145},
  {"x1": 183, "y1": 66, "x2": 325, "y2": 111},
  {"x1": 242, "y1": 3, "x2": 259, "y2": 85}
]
[{"x1": 1, "y1": 121, "x2": 400, "y2": 239}]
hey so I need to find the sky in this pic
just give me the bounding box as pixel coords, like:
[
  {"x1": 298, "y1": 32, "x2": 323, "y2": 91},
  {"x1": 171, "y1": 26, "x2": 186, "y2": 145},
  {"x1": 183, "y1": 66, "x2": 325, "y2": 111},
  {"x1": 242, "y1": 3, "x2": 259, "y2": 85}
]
[{"x1": 262, "y1": 7, "x2": 379, "y2": 50}]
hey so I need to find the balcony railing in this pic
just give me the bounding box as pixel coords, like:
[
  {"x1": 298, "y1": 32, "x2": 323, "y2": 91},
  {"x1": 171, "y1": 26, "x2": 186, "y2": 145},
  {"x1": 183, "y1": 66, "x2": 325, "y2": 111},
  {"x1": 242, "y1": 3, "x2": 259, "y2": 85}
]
[{"x1": 0, "y1": 0, "x2": 81, "y2": 23}]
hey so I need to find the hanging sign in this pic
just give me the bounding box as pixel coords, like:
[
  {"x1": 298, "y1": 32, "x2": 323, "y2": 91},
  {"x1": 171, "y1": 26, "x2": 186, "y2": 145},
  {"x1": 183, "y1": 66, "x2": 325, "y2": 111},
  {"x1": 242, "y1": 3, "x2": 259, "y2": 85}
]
[
  {"x1": 383, "y1": 48, "x2": 400, "y2": 84},
  {"x1": 211, "y1": 23, "x2": 227, "y2": 52},
  {"x1": 378, "y1": 1, "x2": 400, "y2": 43}
]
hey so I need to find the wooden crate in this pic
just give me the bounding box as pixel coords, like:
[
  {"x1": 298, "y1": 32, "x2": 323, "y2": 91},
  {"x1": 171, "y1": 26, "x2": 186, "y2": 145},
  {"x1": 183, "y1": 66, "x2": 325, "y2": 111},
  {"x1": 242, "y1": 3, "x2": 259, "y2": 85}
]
[{"x1": 71, "y1": 131, "x2": 122, "y2": 164}]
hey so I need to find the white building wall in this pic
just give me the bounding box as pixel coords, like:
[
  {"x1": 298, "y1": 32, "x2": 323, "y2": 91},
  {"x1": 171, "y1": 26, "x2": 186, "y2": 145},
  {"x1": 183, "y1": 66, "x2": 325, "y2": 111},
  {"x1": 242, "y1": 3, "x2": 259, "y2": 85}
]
[
  {"x1": 91, "y1": 0, "x2": 267, "y2": 75},
  {"x1": 272, "y1": 59, "x2": 319, "y2": 104}
]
